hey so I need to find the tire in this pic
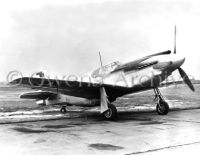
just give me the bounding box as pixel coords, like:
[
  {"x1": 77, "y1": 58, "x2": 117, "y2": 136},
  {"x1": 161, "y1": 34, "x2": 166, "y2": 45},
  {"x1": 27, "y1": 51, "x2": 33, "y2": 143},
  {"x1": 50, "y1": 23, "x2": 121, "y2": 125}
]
[
  {"x1": 103, "y1": 104, "x2": 117, "y2": 120},
  {"x1": 156, "y1": 100, "x2": 169, "y2": 115},
  {"x1": 60, "y1": 107, "x2": 67, "y2": 113}
]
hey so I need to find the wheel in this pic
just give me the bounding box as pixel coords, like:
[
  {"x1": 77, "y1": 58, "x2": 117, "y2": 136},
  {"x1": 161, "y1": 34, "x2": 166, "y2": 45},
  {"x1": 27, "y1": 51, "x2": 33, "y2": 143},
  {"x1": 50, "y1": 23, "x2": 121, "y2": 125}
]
[
  {"x1": 60, "y1": 106, "x2": 67, "y2": 113},
  {"x1": 103, "y1": 104, "x2": 117, "y2": 120},
  {"x1": 156, "y1": 100, "x2": 169, "y2": 115}
]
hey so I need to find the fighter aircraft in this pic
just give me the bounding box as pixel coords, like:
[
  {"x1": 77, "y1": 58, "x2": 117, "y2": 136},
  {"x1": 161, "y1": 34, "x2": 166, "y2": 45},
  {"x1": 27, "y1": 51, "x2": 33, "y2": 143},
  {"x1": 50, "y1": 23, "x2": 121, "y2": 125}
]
[{"x1": 10, "y1": 27, "x2": 195, "y2": 120}]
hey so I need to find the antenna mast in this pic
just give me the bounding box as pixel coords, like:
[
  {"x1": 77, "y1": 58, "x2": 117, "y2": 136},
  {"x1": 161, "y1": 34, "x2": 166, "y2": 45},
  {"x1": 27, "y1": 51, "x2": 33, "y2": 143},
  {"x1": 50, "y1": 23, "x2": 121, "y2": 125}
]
[{"x1": 99, "y1": 51, "x2": 103, "y2": 67}]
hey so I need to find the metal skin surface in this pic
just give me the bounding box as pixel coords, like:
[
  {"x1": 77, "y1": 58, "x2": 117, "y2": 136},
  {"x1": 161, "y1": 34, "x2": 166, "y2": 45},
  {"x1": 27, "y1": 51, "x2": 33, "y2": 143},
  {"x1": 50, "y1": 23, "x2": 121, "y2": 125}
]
[{"x1": 10, "y1": 50, "x2": 191, "y2": 116}]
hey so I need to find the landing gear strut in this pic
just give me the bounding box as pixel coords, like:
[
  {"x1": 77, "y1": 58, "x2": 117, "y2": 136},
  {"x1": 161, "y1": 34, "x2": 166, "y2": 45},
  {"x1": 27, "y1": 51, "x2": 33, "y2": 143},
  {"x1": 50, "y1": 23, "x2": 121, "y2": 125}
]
[
  {"x1": 103, "y1": 103, "x2": 117, "y2": 120},
  {"x1": 60, "y1": 106, "x2": 67, "y2": 113},
  {"x1": 154, "y1": 88, "x2": 169, "y2": 115}
]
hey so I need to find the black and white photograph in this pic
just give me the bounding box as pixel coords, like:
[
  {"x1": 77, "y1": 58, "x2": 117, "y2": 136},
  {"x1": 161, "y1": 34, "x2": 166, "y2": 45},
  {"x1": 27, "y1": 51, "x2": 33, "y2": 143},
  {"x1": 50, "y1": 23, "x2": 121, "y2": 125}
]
[{"x1": 0, "y1": 0, "x2": 200, "y2": 154}]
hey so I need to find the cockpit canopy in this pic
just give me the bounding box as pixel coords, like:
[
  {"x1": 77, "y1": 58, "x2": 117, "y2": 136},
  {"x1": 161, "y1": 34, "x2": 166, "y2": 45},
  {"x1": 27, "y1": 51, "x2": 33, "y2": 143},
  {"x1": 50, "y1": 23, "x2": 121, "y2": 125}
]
[{"x1": 91, "y1": 61, "x2": 121, "y2": 78}]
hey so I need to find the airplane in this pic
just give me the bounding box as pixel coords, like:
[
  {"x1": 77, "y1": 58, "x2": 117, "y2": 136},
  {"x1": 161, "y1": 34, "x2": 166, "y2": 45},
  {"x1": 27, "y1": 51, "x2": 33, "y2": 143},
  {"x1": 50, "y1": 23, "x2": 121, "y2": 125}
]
[{"x1": 10, "y1": 26, "x2": 195, "y2": 120}]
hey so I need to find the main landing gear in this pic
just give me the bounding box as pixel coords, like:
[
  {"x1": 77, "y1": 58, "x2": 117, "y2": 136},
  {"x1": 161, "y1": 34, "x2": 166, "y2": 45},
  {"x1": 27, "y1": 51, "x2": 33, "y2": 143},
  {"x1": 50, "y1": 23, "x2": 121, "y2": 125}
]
[
  {"x1": 102, "y1": 103, "x2": 117, "y2": 120},
  {"x1": 154, "y1": 88, "x2": 169, "y2": 115},
  {"x1": 60, "y1": 106, "x2": 67, "y2": 113}
]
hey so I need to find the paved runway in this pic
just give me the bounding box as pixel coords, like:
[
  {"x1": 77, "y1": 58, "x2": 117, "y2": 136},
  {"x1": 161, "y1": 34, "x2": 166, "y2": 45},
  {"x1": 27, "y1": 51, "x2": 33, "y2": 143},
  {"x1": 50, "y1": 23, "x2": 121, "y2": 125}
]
[
  {"x1": 1, "y1": 109, "x2": 200, "y2": 155},
  {"x1": 0, "y1": 84, "x2": 200, "y2": 154}
]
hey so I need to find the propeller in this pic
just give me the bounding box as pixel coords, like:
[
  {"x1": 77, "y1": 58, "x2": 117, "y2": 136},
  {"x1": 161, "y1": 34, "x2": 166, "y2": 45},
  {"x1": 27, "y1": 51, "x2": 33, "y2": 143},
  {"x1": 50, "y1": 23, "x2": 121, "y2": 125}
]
[
  {"x1": 174, "y1": 25, "x2": 176, "y2": 54},
  {"x1": 173, "y1": 25, "x2": 195, "y2": 91}
]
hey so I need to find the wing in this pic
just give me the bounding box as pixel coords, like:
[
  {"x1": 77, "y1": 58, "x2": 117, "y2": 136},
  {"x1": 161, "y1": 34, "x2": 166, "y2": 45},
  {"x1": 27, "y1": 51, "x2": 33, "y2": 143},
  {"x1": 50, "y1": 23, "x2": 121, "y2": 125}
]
[
  {"x1": 10, "y1": 51, "x2": 172, "y2": 101},
  {"x1": 10, "y1": 77, "x2": 131, "y2": 102}
]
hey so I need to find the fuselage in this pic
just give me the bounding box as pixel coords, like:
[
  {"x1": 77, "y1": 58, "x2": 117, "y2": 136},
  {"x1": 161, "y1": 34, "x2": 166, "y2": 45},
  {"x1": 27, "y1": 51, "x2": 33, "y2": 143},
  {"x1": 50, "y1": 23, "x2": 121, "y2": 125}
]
[
  {"x1": 41, "y1": 53, "x2": 185, "y2": 107},
  {"x1": 91, "y1": 53, "x2": 185, "y2": 90}
]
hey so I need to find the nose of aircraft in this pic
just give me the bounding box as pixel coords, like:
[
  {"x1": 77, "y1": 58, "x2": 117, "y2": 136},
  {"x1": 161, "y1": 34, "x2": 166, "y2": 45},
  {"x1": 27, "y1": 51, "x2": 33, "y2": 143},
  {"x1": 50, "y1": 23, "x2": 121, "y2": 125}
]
[
  {"x1": 153, "y1": 56, "x2": 185, "y2": 72},
  {"x1": 169, "y1": 57, "x2": 185, "y2": 71}
]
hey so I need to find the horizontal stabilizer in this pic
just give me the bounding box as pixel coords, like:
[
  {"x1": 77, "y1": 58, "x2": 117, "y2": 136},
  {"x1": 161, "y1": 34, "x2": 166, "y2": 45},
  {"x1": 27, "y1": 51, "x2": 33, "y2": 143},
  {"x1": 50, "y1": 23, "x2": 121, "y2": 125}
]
[{"x1": 20, "y1": 91, "x2": 57, "y2": 100}]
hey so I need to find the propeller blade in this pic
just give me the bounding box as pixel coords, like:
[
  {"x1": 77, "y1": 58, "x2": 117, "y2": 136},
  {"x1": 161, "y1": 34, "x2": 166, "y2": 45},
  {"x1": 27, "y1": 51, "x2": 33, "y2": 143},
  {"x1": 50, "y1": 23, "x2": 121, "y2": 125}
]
[
  {"x1": 148, "y1": 50, "x2": 171, "y2": 57},
  {"x1": 174, "y1": 25, "x2": 176, "y2": 54},
  {"x1": 113, "y1": 50, "x2": 171, "y2": 72},
  {"x1": 178, "y1": 67, "x2": 195, "y2": 91}
]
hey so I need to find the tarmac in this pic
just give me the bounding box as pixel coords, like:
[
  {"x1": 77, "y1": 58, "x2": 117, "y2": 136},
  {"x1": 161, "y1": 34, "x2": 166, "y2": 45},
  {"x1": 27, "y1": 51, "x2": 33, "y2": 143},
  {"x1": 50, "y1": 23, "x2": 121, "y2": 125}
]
[
  {"x1": 0, "y1": 84, "x2": 200, "y2": 155},
  {"x1": 1, "y1": 108, "x2": 200, "y2": 155}
]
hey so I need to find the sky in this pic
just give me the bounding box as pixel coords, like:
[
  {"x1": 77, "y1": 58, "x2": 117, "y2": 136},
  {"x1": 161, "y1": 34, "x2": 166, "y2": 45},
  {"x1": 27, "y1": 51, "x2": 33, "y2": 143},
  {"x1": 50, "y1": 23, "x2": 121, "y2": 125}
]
[{"x1": 0, "y1": 0, "x2": 200, "y2": 81}]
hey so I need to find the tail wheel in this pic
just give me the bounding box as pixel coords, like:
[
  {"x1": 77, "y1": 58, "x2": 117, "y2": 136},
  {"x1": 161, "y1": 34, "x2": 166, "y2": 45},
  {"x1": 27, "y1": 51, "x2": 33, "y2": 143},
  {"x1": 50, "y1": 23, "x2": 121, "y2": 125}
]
[
  {"x1": 103, "y1": 104, "x2": 117, "y2": 120},
  {"x1": 60, "y1": 106, "x2": 67, "y2": 113},
  {"x1": 156, "y1": 100, "x2": 169, "y2": 115}
]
